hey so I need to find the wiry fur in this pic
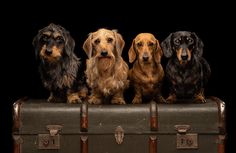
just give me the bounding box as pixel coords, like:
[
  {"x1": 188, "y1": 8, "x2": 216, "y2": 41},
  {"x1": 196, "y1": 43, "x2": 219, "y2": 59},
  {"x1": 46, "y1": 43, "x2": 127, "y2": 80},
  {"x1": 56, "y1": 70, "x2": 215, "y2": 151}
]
[
  {"x1": 83, "y1": 28, "x2": 129, "y2": 104},
  {"x1": 33, "y1": 23, "x2": 88, "y2": 103},
  {"x1": 128, "y1": 33, "x2": 165, "y2": 104}
]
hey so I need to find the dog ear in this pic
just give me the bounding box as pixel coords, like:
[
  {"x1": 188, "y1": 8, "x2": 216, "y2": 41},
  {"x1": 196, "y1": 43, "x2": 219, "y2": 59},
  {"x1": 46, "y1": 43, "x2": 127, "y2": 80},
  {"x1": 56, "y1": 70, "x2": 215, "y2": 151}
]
[
  {"x1": 65, "y1": 31, "x2": 75, "y2": 56},
  {"x1": 32, "y1": 34, "x2": 38, "y2": 58},
  {"x1": 128, "y1": 39, "x2": 136, "y2": 63},
  {"x1": 161, "y1": 33, "x2": 173, "y2": 58},
  {"x1": 83, "y1": 33, "x2": 93, "y2": 58},
  {"x1": 32, "y1": 32, "x2": 42, "y2": 59},
  {"x1": 154, "y1": 39, "x2": 163, "y2": 64},
  {"x1": 192, "y1": 32, "x2": 204, "y2": 57},
  {"x1": 113, "y1": 30, "x2": 125, "y2": 56}
]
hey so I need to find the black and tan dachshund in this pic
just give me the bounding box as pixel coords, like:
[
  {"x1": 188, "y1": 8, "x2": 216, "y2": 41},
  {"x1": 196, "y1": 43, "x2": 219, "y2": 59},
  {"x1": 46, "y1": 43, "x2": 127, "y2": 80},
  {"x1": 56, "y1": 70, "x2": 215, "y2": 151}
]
[
  {"x1": 161, "y1": 31, "x2": 211, "y2": 103},
  {"x1": 33, "y1": 23, "x2": 88, "y2": 103}
]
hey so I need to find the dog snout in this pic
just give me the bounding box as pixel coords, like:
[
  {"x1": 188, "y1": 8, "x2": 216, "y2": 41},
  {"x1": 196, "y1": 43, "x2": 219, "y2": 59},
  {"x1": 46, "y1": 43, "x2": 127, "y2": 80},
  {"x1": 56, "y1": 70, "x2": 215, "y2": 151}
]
[
  {"x1": 181, "y1": 55, "x2": 188, "y2": 61},
  {"x1": 101, "y1": 50, "x2": 108, "y2": 57},
  {"x1": 45, "y1": 49, "x2": 53, "y2": 55},
  {"x1": 142, "y1": 53, "x2": 149, "y2": 61}
]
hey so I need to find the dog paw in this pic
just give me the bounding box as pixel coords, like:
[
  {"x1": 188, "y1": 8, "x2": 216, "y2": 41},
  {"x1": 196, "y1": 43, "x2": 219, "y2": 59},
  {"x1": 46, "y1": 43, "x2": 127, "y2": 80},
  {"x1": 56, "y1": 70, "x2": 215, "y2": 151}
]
[
  {"x1": 47, "y1": 96, "x2": 57, "y2": 103},
  {"x1": 132, "y1": 98, "x2": 142, "y2": 104},
  {"x1": 88, "y1": 96, "x2": 102, "y2": 104},
  {"x1": 155, "y1": 96, "x2": 166, "y2": 104},
  {"x1": 111, "y1": 98, "x2": 126, "y2": 104},
  {"x1": 67, "y1": 93, "x2": 82, "y2": 104},
  {"x1": 194, "y1": 97, "x2": 206, "y2": 103},
  {"x1": 166, "y1": 94, "x2": 176, "y2": 104}
]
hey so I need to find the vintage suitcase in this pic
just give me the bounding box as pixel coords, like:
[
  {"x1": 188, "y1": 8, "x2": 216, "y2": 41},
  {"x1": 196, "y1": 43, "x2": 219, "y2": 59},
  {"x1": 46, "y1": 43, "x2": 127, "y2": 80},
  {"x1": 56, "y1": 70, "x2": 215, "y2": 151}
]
[{"x1": 12, "y1": 97, "x2": 226, "y2": 153}]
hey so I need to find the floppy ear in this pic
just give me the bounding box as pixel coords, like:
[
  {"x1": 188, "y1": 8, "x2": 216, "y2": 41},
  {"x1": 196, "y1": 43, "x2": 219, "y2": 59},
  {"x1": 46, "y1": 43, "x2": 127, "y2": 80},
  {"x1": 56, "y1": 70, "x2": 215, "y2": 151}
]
[
  {"x1": 32, "y1": 32, "x2": 40, "y2": 59},
  {"x1": 192, "y1": 32, "x2": 204, "y2": 57},
  {"x1": 83, "y1": 33, "x2": 93, "y2": 58},
  {"x1": 161, "y1": 33, "x2": 173, "y2": 58},
  {"x1": 113, "y1": 30, "x2": 125, "y2": 56},
  {"x1": 65, "y1": 31, "x2": 75, "y2": 56},
  {"x1": 154, "y1": 39, "x2": 163, "y2": 64},
  {"x1": 128, "y1": 39, "x2": 136, "y2": 63}
]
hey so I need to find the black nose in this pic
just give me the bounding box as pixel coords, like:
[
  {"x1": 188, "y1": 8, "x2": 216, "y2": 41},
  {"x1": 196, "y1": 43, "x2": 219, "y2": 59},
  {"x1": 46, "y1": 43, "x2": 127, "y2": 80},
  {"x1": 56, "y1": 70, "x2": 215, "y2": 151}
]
[
  {"x1": 45, "y1": 49, "x2": 52, "y2": 55},
  {"x1": 101, "y1": 51, "x2": 108, "y2": 57},
  {"x1": 143, "y1": 55, "x2": 149, "y2": 61},
  {"x1": 181, "y1": 55, "x2": 188, "y2": 60}
]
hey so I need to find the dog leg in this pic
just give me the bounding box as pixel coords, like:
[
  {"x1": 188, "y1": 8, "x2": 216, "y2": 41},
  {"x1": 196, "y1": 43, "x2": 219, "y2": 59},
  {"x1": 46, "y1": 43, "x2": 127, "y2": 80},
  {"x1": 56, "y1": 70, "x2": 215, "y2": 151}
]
[
  {"x1": 111, "y1": 92, "x2": 126, "y2": 104},
  {"x1": 154, "y1": 94, "x2": 166, "y2": 103},
  {"x1": 47, "y1": 92, "x2": 56, "y2": 102},
  {"x1": 132, "y1": 90, "x2": 142, "y2": 104},
  {"x1": 78, "y1": 86, "x2": 88, "y2": 101},
  {"x1": 194, "y1": 88, "x2": 206, "y2": 103},
  {"x1": 48, "y1": 92, "x2": 66, "y2": 102},
  {"x1": 166, "y1": 93, "x2": 177, "y2": 104}
]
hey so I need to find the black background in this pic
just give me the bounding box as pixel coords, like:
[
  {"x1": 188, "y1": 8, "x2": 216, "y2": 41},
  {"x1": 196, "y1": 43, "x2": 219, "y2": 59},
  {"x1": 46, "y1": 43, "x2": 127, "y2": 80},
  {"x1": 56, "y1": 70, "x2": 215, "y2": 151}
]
[{"x1": 2, "y1": 2, "x2": 235, "y2": 153}]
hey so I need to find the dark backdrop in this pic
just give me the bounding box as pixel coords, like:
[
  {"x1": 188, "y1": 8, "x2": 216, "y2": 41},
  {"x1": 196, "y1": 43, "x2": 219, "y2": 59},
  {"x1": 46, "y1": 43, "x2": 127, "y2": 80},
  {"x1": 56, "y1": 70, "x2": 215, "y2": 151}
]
[{"x1": 2, "y1": 2, "x2": 235, "y2": 153}]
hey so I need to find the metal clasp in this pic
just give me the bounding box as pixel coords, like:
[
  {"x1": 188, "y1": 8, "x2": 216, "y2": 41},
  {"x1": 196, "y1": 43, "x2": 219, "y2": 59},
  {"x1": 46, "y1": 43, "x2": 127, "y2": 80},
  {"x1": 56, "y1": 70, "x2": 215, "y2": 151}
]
[
  {"x1": 114, "y1": 126, "x2": 124, "y2": 144},
  {"x1": 47, "y1": 125, "x2": 62, "y2": 136},
  {"x1": 38, "y1": 125, "x2": 63, "y2": 149},
  {"x1": 175, "y1": 125, "x2": 198, "y2": 149}
]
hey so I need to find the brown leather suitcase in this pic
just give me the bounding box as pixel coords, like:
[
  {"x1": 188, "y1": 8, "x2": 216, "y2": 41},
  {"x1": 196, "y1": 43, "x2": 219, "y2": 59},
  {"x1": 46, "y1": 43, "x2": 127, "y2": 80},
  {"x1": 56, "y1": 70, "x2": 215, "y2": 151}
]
[{"x1": 12, "y1": 97, "x2": 226, "y2": 153}]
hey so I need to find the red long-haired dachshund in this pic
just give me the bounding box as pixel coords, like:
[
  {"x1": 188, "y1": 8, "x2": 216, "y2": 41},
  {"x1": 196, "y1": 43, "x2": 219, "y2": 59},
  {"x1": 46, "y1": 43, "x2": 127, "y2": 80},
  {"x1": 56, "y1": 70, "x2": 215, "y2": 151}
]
[{"x1": 128, "y1": 33, "x2": 165, "y2": 104}]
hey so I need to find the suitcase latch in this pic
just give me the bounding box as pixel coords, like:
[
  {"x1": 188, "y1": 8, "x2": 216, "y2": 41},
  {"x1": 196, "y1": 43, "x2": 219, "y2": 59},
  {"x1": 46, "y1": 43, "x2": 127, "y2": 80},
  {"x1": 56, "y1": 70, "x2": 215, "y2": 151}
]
[
  {"x1": 175, "y1": 125, "x2": 198, "y2": 149},
  {"x1": 114, "y1": 126, "x2": 124, "y2": 144},
  {"x1": 38, "y1": 125, "x2": 63, "y2": 149}
]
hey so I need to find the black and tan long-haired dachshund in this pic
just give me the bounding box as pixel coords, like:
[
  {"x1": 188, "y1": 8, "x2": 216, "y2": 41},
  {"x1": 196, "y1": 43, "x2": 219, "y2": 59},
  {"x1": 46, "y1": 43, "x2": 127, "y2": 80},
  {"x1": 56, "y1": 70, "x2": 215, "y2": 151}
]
[
  {"x1": 161, "y1": 31, "x2": 211, "y2": 103},
  {"x1": 33, "y1": 23, "x2": 88, "y2": 103}
]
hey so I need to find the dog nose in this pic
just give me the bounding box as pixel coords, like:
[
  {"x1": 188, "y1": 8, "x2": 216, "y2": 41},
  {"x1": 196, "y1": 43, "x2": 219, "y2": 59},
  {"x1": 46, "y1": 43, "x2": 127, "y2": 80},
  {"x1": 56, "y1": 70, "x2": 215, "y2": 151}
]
[
  {"x1": 45, "y1": 49, "x2": 52, "y2": 55},
  {"x1": 143, "y1": 55, "x2": 149, "y2": 61},
  {"x1": 101, "y1": 50, "x2": 108, "y2": 57},
  {"x1": 181, "y1": 55, "x2": 188, "y2": 60}
]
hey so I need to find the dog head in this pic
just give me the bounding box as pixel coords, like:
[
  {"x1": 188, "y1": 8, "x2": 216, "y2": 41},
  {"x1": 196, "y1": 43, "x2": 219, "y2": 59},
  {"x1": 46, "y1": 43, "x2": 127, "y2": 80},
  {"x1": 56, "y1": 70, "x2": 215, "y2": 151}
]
[
  {"x1": 32, "y1": 23, "x2": 75, "y2": 63},
  {"x1": 161, "y1": 31, "x2": 203, "y2": 64},
  {"x1": 128, "y1": 33, "x2": 162, "y2": 64},
  {"x1": 83, "y1": 28, "x2": 125, "y2": 70}
]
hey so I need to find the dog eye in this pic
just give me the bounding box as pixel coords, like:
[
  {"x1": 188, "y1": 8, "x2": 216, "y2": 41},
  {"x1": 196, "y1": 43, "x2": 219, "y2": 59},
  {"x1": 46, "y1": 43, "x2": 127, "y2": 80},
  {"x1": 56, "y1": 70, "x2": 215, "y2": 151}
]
[
  {"x1": 41, "y1": 35, "x2": 49, "y2": 43},
  {"x1": 174, "y1": 39, "x2": 180, "y2": 45},
  {"x1": 94, "y1": 39, "x2": 100, "y2": 44},
  {"x1": 137, "y1": 42, "x2": 143, "y2": 47},
  {"x1": 187, "y1": 37, "x2": 194, "y2": 44},
  {"x1": 107, "y1": 37, "x2": 113, "y2": 43},
  {"x1": 148, "y1": 42, "x2": 154, "y2": 46},
  {"x1": 55, "y1": 36, "x2": 64, "y2": 43}
]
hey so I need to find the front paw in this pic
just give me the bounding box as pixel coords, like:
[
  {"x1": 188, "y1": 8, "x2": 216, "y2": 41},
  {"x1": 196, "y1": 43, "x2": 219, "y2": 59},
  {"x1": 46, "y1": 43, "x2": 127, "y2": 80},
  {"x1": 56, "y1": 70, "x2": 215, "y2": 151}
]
[
  {"x1": 194, "y1": 96, "x2": 206, "y2": 103},
  {"x1": 67, "y1": 93, "x2": 82, "y2": 104},
  {"x1": 111, "y1": 97, "x2": 126, "y2": 104},
  {"x1": 132, "y1": 97, "x2": 142, "y2": 104},
  {"x1": 166, "y1": 94, "x2": 176, "y2": 104},
  {"x1": 155, "y1": 95, "x2": 166, "y2": 104},
  {"x1": 47, "y1": 96, "x2": 56, "y2": 103},
  {"x1": 88, "y1": 96, "x2": 102, "y2": 104},
  {"x1": 194, "y1": 92, "x2": 206, "y2": 103}
]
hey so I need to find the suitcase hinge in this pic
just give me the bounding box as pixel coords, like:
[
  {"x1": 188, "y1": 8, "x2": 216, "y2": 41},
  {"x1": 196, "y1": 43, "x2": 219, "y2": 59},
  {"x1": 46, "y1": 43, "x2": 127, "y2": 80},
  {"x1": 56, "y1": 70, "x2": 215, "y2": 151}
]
[
  {"x1": 114, "y1": 126, "x2": 124, "y2": 144},
  {"x1": 38, "y1": 125, "x2": 63, "y2": 150}
]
